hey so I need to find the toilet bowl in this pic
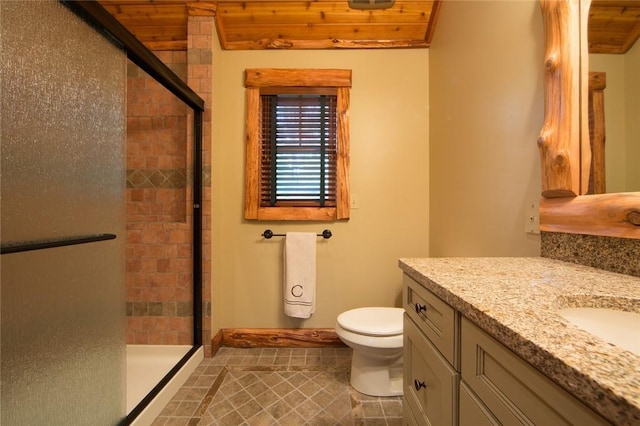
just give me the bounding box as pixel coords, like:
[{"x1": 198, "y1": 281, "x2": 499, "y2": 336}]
[{"x1": 335, "y1": 307, "x2": 404, "y2": 397}]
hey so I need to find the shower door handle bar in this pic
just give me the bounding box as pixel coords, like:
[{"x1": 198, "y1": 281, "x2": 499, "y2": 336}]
[{"x1": 0, "y1": 233, "x2": 117, "y2": 255}]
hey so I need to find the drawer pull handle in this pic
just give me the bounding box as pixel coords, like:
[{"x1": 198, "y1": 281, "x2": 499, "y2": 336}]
[
  {"x1": 414, "y1": 379, "x2": 426, "y2": 391},
  {"x1": 415, "y1": 303, "x2": 427, "y2": 314}
]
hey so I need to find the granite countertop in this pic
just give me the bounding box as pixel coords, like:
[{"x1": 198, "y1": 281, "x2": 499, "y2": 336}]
[{"x1": 398, "y1": 257, "x2": 640, "y2": 425}]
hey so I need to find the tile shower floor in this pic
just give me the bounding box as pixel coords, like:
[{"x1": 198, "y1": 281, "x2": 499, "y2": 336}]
[{"x1": 150, "y1": 347, "x2": 403, "y2": 425}]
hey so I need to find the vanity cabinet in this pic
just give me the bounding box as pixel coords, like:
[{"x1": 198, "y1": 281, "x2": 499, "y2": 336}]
[
  {"x1": 460, "y1": 318, "x2": 610, "y2": 426},
  {"x1": 403, "y1": 274, "x2": 459, "y2": 425},
  {"x1": 402, "y1": 273, "x2": 611, "y2": 426}
]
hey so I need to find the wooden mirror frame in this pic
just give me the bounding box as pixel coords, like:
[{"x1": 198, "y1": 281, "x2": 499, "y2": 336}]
[{"x1": 538, "y1": 0, "x2": 640, "y2": 239}]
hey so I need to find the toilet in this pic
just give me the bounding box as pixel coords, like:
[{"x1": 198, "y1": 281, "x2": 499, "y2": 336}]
[{"x1": 335, "y1": 307, "x2": 404, "y2": 397}]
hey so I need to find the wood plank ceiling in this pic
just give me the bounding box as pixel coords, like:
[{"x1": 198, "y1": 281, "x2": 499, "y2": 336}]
[
  {"x1": 98, "y1": 0, "x2": 639, "y2": 53},
  {"x1": 212, "y1": 0, "x2": 441, "y2": 49},
  {"x1": 589, "y1": 0, "x2": 640, "y2": 54},
  {"x1": 98, "y1": 0, "x2": 441, "y2": 50}
]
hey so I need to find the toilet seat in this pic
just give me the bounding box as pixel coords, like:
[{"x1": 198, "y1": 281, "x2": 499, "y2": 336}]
[{"x1": 337, "y1": 307, "x2": 403, "y2": 336}]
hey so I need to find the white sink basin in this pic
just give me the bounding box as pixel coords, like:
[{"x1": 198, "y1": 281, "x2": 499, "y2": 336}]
[{"x1": 558, "y1": 307, "x2": 640, "y2": 356}]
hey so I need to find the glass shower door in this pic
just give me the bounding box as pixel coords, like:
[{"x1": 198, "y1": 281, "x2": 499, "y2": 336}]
[{"x1": 1, "y1": 1, "x2": 127, "y2": 424}]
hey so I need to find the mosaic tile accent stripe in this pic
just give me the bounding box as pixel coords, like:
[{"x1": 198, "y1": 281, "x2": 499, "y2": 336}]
[
  {"x1": 126, "y1": 165, "x2": 211, "y2": 189},
  {"x1": 126, "y1": 301, "x2": 193, "y2": 317},
  {"x1": 127, "y1": 169, "x2": 187, "y2": 189}
]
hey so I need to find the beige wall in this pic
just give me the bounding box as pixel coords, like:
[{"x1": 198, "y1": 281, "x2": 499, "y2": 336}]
[
  {"x1": 211, "y1": 32, "x2": 430, "y2": 330},
  {"x1": 428, "y1": 0, "x2": 543, "y2": 257},
  {"x1": 590, "y1": 39, "x2": 640, "y2": 192},
  {"x1": 210, "y1": 0, "x2": 549, "y2": 332}
]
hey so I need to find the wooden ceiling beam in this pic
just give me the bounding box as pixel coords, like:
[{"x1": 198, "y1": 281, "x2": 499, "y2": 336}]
[
  {"x1": 221, "y1": 24, "x2": 429, "y2": 41},
  {"x1": 218, "y1": 38, "x2": 430, "y2": 50}
]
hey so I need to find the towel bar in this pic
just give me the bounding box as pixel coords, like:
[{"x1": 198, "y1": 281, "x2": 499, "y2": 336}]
[{"x1": 262, "y1": 229, "x2": 332, "y2": 239}]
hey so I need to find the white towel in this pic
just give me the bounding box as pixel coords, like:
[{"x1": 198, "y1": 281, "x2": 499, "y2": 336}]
[{"x1": 283, "y1": 232, "x2": 316, "y2": 319}]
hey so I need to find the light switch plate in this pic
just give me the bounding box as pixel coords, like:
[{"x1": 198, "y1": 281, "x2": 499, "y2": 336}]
[
  {"x1": 525, "y1": 201, "x2": 540, "y2": 234},
  {"x1": 350, "y1": 194, "x2": 359, "y2": 209}
]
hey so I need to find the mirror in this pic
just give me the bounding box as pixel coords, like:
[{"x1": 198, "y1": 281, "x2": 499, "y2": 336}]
[
  {"x1": 538, "y1": 0, "x2": 640, "y2": 239},
  {"x1": 588, "y1": 1, "x2": 640, "y2": 193}
]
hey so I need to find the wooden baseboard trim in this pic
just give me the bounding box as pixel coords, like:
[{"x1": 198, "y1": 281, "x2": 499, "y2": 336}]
[
  {"x1": 213, "y1": 328, "x2": 346, "y2": 350},
  {"x1": 211, "y1": 329, "x2": 224, "y2": 356}
]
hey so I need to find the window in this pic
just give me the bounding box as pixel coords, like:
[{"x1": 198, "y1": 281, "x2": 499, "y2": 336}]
[
  {"x1": 244, "y1": 68, "x2": 351, "y2": 221},
  {"x1": 261, "y1": 91, "x2": 337, "y2": 207}
]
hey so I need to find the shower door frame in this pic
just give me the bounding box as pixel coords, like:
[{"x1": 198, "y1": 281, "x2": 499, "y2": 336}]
[{"x1": 61, "y1": 1, "x2": 205, "y2": 423}]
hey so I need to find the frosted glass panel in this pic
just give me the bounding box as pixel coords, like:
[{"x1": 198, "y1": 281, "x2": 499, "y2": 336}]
[
  {"x1": 1, "y1": 0, "x2": 126, "y2": 243},
  {"x1": 1, "y1": 1, "x2": 126, "y2": 424},
  {"x1": 1, "y1": 244, "x2": 126, "y2": 424}
]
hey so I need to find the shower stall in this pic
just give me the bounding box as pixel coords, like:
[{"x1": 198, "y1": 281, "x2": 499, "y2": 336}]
[
  {"x1": 124, "y1": 56, "x2": 204, "y2": 422},
  {"x1": 80, "y1": 3, "x2": 208, "y2": 423}
]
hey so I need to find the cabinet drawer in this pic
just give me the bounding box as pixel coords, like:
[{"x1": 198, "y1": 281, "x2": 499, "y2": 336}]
[
  {"x1": 459, "y1": 380, "x2": 499, "y2": 426},
  {"x1": 402, "y1": 399, "x2": 420, "y2": 426},
  {"x1": 404, "y1": 314, "x2": 459, "y2": 426},
  {"x1": 403, "y1": 274, "x2": 457, "y2": 366},
  {"x1": 461, "y1": 317, "x2": 611, "y2": 426}
]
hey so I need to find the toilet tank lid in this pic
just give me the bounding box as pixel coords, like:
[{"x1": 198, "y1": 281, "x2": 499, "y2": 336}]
[{"x1": 337, "y1": 307, "x2": 403, "y2": 336}]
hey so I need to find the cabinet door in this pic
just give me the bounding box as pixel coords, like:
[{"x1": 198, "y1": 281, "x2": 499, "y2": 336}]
[
  {"x1": 461, "y1": 318, "x2": 611, "y2": 426},
  {"x1": 404, "y1": 315, "x2": 459, "y2": 426}
]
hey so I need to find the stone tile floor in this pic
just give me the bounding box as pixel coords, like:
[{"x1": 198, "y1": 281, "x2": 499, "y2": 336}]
[{"x1": 150, "y1": 347, "x2": 403, "y2": 425}]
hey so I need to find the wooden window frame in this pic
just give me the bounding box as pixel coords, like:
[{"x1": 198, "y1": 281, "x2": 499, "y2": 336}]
[{"x1": 244, "y1": 68, "x2": 351, "y2": 221}]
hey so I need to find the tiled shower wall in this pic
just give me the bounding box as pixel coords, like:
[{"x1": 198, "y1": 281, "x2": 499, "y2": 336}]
[
  {"x1": 125, "y1": 14, "x2": 212, "y2": 355},
  {"x1": 125, "y1": 52, "x2": 193, "y2": 346}
]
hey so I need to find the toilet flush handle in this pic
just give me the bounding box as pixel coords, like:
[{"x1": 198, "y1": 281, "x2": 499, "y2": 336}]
[
  {"x1": 414, "y1": 379, "x2": 426, "y2": 391},
  {"x1": 415, "y1": 303, "x2": 427, "y2": 314}
]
